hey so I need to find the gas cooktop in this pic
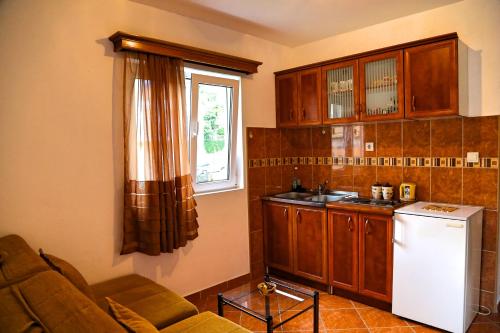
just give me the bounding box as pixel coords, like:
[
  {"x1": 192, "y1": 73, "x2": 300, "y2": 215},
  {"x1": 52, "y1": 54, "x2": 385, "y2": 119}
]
[{"x1": 340, "y1": 197, "x2": 401, "y2": 207}]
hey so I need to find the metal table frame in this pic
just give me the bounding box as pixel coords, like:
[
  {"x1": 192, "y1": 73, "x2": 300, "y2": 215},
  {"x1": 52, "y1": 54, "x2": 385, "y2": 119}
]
[{"x1": 217, "y1": 275, "x2": 320, "y2": 333}]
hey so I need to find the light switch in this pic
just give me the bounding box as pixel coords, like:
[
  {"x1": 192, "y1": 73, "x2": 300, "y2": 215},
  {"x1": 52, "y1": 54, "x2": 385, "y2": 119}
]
[
  {"x1": 466, "y1": 152, "x2": 479, "y2": 163},
  {"x1": 365, "y1": 142, "x2": 374, "y2": 152}
]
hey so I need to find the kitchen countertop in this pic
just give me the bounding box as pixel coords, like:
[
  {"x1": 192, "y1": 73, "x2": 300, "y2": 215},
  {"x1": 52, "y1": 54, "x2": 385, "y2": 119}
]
[{"x1": 326, "y1": 200, "x2": 404, "y2": 216}]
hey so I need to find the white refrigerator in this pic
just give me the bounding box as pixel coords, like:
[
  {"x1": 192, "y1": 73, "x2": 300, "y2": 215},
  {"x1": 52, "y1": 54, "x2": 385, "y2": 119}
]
[{"x1": 392, "y1": 202, "x2": 483, "y2": 333}]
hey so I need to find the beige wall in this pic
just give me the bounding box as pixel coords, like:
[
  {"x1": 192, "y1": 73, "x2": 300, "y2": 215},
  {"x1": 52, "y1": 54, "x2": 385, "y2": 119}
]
[
  {"x1": 0, "y1": 0, "x2": 289, "y2": 296},
  {"x1": 287, "y1": 0, "x2": 500, "y2": 117}
]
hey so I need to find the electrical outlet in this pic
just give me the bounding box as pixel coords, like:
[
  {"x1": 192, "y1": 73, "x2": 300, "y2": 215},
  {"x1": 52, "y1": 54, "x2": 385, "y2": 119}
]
[
  {"x1": 365, "y1": 142, "x2": 374, "y2": 152},
  {"x1": 466, "y1": 152, "x2": 479, "y2": 163}
]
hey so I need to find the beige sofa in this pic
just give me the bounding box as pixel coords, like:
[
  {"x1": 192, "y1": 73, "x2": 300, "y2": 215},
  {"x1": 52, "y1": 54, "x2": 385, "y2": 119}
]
[{"x1": 0, "y1": 234, "x2": 249, "y2": 332}]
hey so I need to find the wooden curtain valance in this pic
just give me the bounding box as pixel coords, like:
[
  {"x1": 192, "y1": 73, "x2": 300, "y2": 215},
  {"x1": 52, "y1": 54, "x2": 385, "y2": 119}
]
[{"x1": 109, "y1": 31, "x2": 262, "y2": 74}]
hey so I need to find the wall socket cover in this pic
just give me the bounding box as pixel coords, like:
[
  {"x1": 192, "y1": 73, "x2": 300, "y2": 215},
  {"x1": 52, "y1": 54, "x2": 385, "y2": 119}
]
[
  {"x1": 365, "y1": 142, "x2": 374, "y2": 151},
  {"x1": 466, "y1": 152, "x2": 479, "y2": 163}
]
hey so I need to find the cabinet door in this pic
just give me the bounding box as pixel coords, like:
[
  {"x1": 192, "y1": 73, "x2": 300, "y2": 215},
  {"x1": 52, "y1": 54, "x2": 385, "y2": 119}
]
[
  {"x1": 329, "y1": 210, "x2": 358, "y2": 292},
  {"x1": 293, "y1": 207, "x2": 328, "y2": 283},
  {"x1": 275, "y1": 73, "x2": 298, "y2": 128},
  {"x1": 358, "y1": 213, "x2": 393, "y2": 302},
  {"x1": 263, "y1": 202, "x2": 294, "y2": 272},
  {"x1": 298, "y1": 68, "x2": 322, "y2": 126},
  {"x1": 404, "y1": 39, "x2": 458, "y2": 118},
  {"x1": 359, "y1": 51, "x2": 404, "y2": 121},
  {"x1": 322, "y1": 60, "x2": 359, "y2": 124}
]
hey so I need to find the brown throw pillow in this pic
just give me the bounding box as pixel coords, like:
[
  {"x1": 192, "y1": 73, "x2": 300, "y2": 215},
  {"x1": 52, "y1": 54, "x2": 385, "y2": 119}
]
[
  {"x1": 106, "y1": 297, "x2": 159, "y2": 333},
  {"x1": 39, "y1": 249, "x2": 95, "y2": 302}
]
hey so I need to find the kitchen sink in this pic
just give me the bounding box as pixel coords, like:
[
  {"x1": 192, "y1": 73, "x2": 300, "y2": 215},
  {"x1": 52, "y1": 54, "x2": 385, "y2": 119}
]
[
  {"x1": 274, "y1": 192, "x2": 313, "y2": 200},
  {"x1": 303, "y1": 194, "x2": 346, "y2": 202}
]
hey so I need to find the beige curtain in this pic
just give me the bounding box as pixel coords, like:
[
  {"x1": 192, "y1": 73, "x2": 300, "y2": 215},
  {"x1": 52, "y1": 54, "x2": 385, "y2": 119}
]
[{"x1": 122, "y1": 52, "x2": 198, "y2": 255}]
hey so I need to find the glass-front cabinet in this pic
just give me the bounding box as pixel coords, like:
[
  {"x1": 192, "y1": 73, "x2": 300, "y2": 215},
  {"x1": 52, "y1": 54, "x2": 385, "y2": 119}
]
[
  {"x1": 359, "y1": 51, "x2": 404, "y2": 121},
  {"x1": 322, "y1": 60, "x2": 359, "y2": 124}
]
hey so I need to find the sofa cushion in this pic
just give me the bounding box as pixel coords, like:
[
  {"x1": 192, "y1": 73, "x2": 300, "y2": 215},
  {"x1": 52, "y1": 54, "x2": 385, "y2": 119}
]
[
  {"x1": 0, "y1": 235, "x2": 50, "y2": 288},
  {"x1": 159, "y1": 311, "x2": 251, "y2": 333},
  {"x1": 106, "y1": 296, "x2": 159, "y2": 333},
  {"x1": 16, "y1": 271, "x2": 126, "y2": 333},
  {"x1": 91, "y1": 274, "x2": 198, "y2": 329},
  {"x1": 39, "y1": 250, "x2": 95, "y2": 301},
  {"x1": 0, "y1": 285, "x2": 44, "y2": 333}
]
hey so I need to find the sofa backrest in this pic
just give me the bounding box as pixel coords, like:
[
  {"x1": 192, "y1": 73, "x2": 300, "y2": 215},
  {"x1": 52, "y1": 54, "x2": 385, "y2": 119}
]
[{"x1": 0, "y1": 234, "x2": 50, "y2": 288}]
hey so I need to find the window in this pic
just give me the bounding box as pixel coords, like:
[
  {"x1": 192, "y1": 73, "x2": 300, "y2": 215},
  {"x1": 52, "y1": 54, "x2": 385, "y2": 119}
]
[{"x1": 185, "y1": 67, "x2": 241, "y2": 194}]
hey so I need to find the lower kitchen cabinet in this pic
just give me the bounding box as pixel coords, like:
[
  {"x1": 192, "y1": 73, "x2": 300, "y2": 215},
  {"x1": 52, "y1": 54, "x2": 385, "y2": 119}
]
[
  {"x1": 358, "y1": 213, "x2": 393, "y2": 302},
  {"x1": 263, "y1": 202, "x2": 328, "y2": 284},
  {"x1": 293, "y1": 206, "x2": 328, "y2": 283},
  {"x1": 329, "y1": 209, "x2": 393, "y2": 303},
  {"x1": 263, "y1": 202, "x2": 294, "y2": 272}
]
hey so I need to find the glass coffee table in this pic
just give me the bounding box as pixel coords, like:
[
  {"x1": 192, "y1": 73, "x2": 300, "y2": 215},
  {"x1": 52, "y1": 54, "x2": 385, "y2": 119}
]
[{"x1": 217, "y1": 275, "x2": 319, "y2": 333}]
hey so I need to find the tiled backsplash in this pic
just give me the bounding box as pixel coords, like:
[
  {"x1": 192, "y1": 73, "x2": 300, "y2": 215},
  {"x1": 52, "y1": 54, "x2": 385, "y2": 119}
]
[{"x1": 247, "y1": 116, "x2": 500, "y2": 310}]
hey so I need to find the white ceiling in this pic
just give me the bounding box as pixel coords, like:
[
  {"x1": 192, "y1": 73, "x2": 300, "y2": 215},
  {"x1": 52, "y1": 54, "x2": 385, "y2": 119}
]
[{"x1": 132, "y1": 0, "x2": 462, "y2": 47}]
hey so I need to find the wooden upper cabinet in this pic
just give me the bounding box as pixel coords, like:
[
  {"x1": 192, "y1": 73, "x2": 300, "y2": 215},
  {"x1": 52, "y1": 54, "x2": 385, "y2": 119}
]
[
  {"x1": 293, "y1": 207, "x2": 328, "y2": 283},
  {"x1": 298, "y1": 68, "x2": 322, "y2": 126},
  {"x1": 276, "y1": 73, "x2": 298, "y2": 127},
  {"x1": 263, "y1": 202, "x2": 294, "y2": 273},
  {"x1": 322, "y1": 60, "x2": 359, "y2": 124},
  {"x1": 358, "y1": 213, "x2": 393, "y2": 302},
  {"x1": 404, "y1": 39, "x2": 458, "y2": 118},
  {"x1": 329, "y1": 210, "x2": 358, "y2": 292},
  {"x1": 359, "y1": 50, "x2": 404, "y2": 121}
]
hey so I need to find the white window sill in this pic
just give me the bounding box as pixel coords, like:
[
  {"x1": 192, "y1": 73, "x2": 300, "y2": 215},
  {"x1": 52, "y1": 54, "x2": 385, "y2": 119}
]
[{"x1": 194, "y1": 186, "x2": 244, "y2": 197}]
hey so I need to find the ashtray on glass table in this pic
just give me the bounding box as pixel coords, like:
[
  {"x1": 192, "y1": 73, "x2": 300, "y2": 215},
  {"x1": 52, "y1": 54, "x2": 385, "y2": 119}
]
[{"x1": 217, "y1": 275, "x2": 319, "y2": 333}]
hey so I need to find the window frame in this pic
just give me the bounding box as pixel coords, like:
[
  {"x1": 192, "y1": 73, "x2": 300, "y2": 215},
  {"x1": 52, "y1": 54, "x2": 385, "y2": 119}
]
[{"x1": 189, "y1": 73, "x2": 240, "y2": 194}]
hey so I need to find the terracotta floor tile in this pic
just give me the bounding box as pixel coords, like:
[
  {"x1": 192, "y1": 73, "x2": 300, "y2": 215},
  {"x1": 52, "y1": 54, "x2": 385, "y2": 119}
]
[
  {"x1": 240, "y1": 312, "x2": 281, "y2": 332},
  {"x1": 223, "y1": 310, "x2": 242, "y2": 325},
  {"x1": 409, "y1": 324, "x2": 443, "y2": 332},
  {"x1": 321, "y1": 309, "x2": 366, "y2": 330},
  {"x1": 281, "y1": 309, "x2": 321, "y2": 331},
  {"x1": 319, "y1": 294, "x2": 354, "y2": 309},
  {"x1": 370, "y1": 328, "x2": 415, "y2": 333},
  {"x1": 351, "y1": 300, "x2": 371, "y2": 309},
  {"x1": 357, "y1": 307, "x2": 408, "y2": 328},
  {"x1": 467, "y1": 323, "x2": 500, "y2": 333}
]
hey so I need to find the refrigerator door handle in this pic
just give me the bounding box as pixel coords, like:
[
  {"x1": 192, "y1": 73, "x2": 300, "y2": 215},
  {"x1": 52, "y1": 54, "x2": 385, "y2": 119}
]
[{"x1": 393, "y1": 216, "x2": 403, "y2": 245}]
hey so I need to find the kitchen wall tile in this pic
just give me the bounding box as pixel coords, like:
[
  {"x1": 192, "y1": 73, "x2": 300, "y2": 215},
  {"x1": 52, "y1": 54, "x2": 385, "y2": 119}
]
[
  {"x1": 463, "y1": 116, "x2": 499, "y2": 158},
  {"x1": 331, "y1": 165, "x2": 354, "y2": 192},
  {"x1": 312, "y1": 127, "x2": 332, "y2": 157},
  {"x1": 353, "y1": 166, "x2": 376, "y2": 197},
  {"x1": 265, "y1": 165, "x2": 282, "y2": 187},
  {"x1": 430, "y1": 168, "x2": 462, "y2": 204},
  {"x1": 248, "y1": 199, "x2": 263, "y2": 232},
  {"x1": 463, "y1": 168, "x2": 498, "y2": 210},
  {"x1": 403, "y1": 120, "x2": 430, "y2": 157},
  {"x1": 281, "y1": 165, "x2": 295, "y2": 192},
  {"x1": 403, "y1": 167, "x2": 431, "y2": 202},
  {"x1": 249, "y1": 230, "x2": 264, "y2": 264},
  {"x1": 265, "y1": 186, "x2": 283, "y2": 196},
  {"x1": 247, "y1": 167, "x2": 266, "y2": 189},
  {"x1": 264, "y1": 128, "x2": 280, "y2": 158},
  {"x1": 377, "y1": 122, "x2": 402, "y2": 157},
  {"x1": 313, "y1": 165, "x2": 331, "y2": 189},
  {"x1": 377, "y1": 166, "x2": 403, "y2": 199},
  {"x1": 431, "y1": 118, "x2": 462, "y2": 157},
  {"x1": 332, "y1": 125, "x2": 353, "y2": 157},
  {"x1": 294, "y1": 165, "x2": 313, "y2": 190},
  {"x1": 248, "y1": 187, "x2": 266, "y2": 200},
  {"x1": 282, "y1": 128, "x2": 312, "y2": 157},
  {"x1": 247, "y1": 127, "x2": 266, "y2": 159},
  {"x1": 353, "y1": 123, "x2": 376, "y2": 158},
  {"x1": 480, "y1": 250, "x2": 496, "y2": 292},
  {"x1": 482, "y1": 210, "x2": 498, "y2": 252}
]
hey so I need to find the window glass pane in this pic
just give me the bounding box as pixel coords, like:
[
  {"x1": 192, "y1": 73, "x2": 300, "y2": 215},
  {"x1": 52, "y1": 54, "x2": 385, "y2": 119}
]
[{"x1": 195, "y1": 83, "x2": 232, "y2": 184}]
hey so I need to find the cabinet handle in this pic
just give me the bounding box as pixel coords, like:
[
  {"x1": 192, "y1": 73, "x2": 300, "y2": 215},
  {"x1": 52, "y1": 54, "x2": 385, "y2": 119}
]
[
  {"x1": 412, "y1": 96, "x2": 416, "y2": 112},
  {"x1": 296, "y1": 210, "x2": 301, "y2": 223},
  {"x1": 347, "y1": 216, "x2": 353, "y2": 231},
  {"x1": 283, "y1": 208, "x2": 288, "y2": 219},
  {"x1": 365, "y1": 218, "x2": 370, "y2": 235}
]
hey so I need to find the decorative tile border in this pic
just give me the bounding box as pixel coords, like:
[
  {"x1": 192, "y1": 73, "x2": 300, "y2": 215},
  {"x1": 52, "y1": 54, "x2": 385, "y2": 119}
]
[{"x1": 249, "y1": 156, "x2": 498, "y2": 169}]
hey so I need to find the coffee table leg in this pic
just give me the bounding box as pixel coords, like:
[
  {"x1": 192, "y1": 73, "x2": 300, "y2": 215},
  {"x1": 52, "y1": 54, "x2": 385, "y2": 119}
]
[
  {"x1": 266, "y1": 315, "x2": 273, "y2": 333},
  {"x1": 313, "y1": 291, "x2": 319, "y2": 333},
  {"x1": 217, "y1": 293, "x2": 224, "y2": 317}
]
